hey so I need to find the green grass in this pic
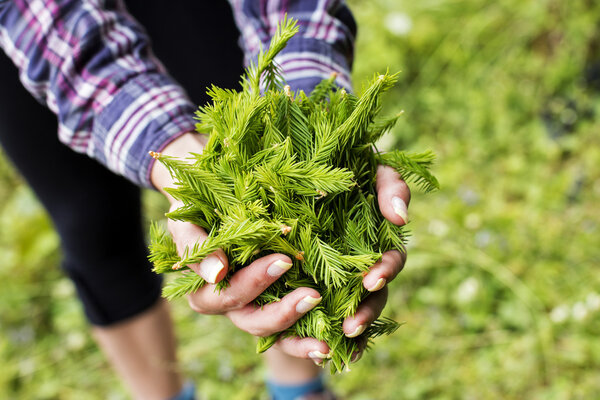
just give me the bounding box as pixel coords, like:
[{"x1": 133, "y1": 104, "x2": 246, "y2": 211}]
[{"x1": 1, "y1": 0, "x2": 600, "y2": 398}]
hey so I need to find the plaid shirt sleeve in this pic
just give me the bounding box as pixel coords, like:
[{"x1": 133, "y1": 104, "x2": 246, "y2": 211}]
[
  {"x1": 0, "y1": 0, "x2": 356, "y2": 188},
  {"x1": 228, "y1": 0, "x2": 357, "y2": 93},
  {"x1": 0, "y1": 0, "x2": 196, "y2": 187}
]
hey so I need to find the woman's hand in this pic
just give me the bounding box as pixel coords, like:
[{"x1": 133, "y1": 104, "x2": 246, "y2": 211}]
[
  {"x1": 150, "y1": 133, "x2": 330, "y2": 358},
  {"x1": 167, "y1": 201, "x2": 323, "y2": 334},
  {"x1": 271, "y1": 165, "x2": 410, "y2": 364}
]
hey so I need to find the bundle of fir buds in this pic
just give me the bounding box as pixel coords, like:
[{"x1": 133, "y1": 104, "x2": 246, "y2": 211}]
[{"x1": 148, "y1": 17, "x2": 438, "y2": 373}]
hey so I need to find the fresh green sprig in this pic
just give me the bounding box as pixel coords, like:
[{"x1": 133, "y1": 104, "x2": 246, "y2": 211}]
[{"x1": 148, "y1": 18, "x2": 437, "y2": 373}]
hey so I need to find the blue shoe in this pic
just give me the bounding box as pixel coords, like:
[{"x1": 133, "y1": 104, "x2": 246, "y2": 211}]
[{"x1": 267, "y1": 375, "x2": 336, "y2": 400}]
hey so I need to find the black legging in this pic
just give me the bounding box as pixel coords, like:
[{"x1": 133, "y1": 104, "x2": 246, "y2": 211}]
[{"x1": 0, "y1": 1, "x2": 243, "y2": 326}]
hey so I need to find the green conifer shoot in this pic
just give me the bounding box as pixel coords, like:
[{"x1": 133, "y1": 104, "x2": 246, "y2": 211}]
[{"x1": 148, "y1": 17, "x2": 439, "y2": 373}]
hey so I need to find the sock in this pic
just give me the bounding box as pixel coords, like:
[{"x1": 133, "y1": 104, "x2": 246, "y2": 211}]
[
  {"x1": 169, "y1": 382, "x2": 196, "y2": 400},
  {"x1": 266, "y1": 374, "x2": 325, "y2": 400}
]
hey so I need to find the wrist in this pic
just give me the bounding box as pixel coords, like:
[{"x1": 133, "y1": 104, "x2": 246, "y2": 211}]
[{"x1": 149, "y1": 132, "x2": 207, "y2": 201}]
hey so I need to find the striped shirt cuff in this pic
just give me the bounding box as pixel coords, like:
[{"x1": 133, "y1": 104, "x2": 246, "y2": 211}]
[{"x1": 93, "y1": 73, "x2": 196, "y2": 188}]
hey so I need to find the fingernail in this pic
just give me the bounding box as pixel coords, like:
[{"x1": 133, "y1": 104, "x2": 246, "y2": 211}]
[
  {"x1": 351, "y1": 351, "x2": 363, "y2": 363},
  {"x1": 391, "y1": 196, "x2": 408, "y2": 224},
  {"x1": 267, "y1": 259, "x2": 293, "y2": 277},
  {"x1": 368, "y1": 278, "x2": 386, "y2": 292},
  {"x1": 296, "y1": 296, "x2": 322, "y2": 313},
  {"x1": 308, "y1": 350, "x2": 330, "y2": 365},
  {"x1": 199, "y1": 255, "x2": 225, "y2": 284},
  {"x1": 346, "y1": 324, "x2": 366, "y2": 338}
]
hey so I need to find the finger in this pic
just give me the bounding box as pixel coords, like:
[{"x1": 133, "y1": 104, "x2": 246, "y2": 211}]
[
  {"x1": 272, "y1": 336, "x2": 331, "y2": 366},
  {"x1": 376, "y1": 165, "x2": 411, "y2": 226},
  {"x1": 342, "y1": 287, "x2": 388, "y2": 338},
  {"x1": 225, "y1": 288, "x2": 322, "y2": 337},
  {"x1": 168, "y1": 217, "x2": 228, "y2": 284},
  {"x1": 363, "y1": 250, "x2": 406, "y2": 292},
  {"x1": 350, "y1": 335, "x2": 369, "y2": 363},
  {"x1": 187, "y1": 253, "x2": 293, "y2": 314}
]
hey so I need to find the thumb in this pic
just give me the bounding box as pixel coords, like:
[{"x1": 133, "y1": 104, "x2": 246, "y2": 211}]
[{"x1": 167, "y1": 203, "x2": 228, "y2": 284}]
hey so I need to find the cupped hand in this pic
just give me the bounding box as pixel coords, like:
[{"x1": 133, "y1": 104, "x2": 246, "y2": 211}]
[
  {"x1": 167, "y1": 204, "x2": 330, "y2": 359},
  {"x1": 150, "y1": 133, "x2": 330, "y2": 361},
  {"x1": 253, "y1": 165, "x2": 411, "y2": 365},
  {"x1": 339, "y1": 165, "x2": 410, "y2": 359}
]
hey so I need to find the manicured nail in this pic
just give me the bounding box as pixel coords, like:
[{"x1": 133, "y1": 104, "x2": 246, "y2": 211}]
[
  {"x1": 199, "y1": 255, "x2": 225, "y2": 284},
  {"x1": 391, "y1": 196, "x2": 408, "y2": 224},
  {"x1": 368, "y1": 278, "x2": 386, "y2": 292},
  {"x1": 346, "y1": 324, "x2": 366, "y2": 338},
  {"x1": 308, "y1": 350, "x2": 330, "y2": 365},
  {"x1": 296, "y1": 296, "x2": 322, "y2": 313},
  {"x1": 267, "y1": 259, "x2": 293, "y2": 277}
]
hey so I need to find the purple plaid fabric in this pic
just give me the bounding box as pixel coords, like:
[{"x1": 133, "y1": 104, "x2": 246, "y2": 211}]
[
  {"x1": 230, "y1": 0, "x2": 356, "y2": 92},
  {"x1": 0, "y1": 0, "x2": 355, "y2": 187}
]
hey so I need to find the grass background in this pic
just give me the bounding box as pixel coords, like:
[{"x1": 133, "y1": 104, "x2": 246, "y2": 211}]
[{"x1": 1, "y1": 0, "x2": 600, "y2": 398}]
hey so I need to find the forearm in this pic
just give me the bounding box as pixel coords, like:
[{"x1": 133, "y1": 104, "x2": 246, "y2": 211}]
[{"x1": 0, "y1": 0, "x2": 196, "y2": 187}]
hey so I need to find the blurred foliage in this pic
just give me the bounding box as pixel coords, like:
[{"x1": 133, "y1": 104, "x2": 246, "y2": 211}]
[{"x1": 1, "y1": 0, "x2": 600, "y2": 398}]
